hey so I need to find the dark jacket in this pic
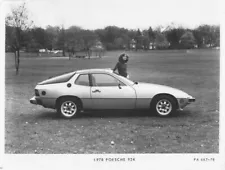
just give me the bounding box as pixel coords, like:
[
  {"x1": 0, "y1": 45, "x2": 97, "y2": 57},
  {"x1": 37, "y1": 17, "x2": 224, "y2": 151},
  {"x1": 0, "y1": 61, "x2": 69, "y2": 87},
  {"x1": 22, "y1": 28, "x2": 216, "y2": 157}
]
[{"x1": 113, "y1": 61, "x2": 128, "y2": 77}]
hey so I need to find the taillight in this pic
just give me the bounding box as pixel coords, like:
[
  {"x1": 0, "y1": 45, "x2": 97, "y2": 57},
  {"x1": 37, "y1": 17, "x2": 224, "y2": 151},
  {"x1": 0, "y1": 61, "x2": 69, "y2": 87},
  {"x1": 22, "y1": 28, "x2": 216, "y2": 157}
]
[{"x1": 35, "y1": 89, "x2": 39, "y2": 96}]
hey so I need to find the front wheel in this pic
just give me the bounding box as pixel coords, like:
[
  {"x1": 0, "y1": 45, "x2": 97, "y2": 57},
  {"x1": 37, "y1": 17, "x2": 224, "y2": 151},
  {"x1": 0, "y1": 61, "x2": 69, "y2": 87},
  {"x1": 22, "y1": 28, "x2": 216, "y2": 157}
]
[
  {"x1": 57, "y1": 97, "x2": 80, "y2": 119},
  {"x1": 151, "y1": 95, "x2": 177, "y2": 117}
]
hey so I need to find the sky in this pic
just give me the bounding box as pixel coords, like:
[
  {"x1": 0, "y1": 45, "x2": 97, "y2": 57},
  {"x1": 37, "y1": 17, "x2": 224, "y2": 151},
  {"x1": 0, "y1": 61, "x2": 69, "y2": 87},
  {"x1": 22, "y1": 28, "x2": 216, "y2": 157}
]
[{"x1": 2, "y1": 0, "x2": 220, "y2": 30}]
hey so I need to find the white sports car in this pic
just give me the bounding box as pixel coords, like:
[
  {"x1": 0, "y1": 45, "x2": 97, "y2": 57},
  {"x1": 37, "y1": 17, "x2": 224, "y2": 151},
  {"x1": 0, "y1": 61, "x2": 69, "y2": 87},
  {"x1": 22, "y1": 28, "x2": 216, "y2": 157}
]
[{"x1": 30, "y1": 68, "x2": 195, "y2": 118}]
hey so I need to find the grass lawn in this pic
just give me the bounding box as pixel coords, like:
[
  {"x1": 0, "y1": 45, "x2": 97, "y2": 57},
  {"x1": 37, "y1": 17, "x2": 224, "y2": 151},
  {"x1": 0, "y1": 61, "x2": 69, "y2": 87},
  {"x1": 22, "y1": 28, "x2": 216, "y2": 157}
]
[{"x1": 5, "y1": 49, "x2": 219, "y2": 153}]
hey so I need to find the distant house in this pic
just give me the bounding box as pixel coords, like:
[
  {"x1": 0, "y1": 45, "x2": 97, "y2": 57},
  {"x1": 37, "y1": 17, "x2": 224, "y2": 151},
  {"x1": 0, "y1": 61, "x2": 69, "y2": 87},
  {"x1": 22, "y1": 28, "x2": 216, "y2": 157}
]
[
  {"x1": 130, "y1": 39, "x2": 136, "y2": 49},
  {"x1": 39, "y1": 49, "x2": 51, "y2": 53},
  {"x1": 90, "y1": 40, "x2": 105, "y2": 58},
  {"x1": 69, "y1": 40, "x2": 105, "y2": 58},
  {"x1": 149, "y1": 42, "x2": 156, "y2": 50},
  {"x1": 90, "y1": 40, "x2": 104, "y2": 50},
  {"x1": 39, "y1": 49, "x2": 46, "y2": 53}
]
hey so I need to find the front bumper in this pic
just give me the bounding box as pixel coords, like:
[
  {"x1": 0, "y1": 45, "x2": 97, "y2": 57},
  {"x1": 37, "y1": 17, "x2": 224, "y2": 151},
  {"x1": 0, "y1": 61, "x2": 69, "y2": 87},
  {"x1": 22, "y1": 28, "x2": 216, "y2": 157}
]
[
  {"x1": 188, "y1": 98, "x2": 195, "y2": 102},
  {"x1": 178, "y1": 97, "x2": 195, "y2": 110},
  {"x1": 30, "y1": 96, "x2": 42, "y2": 105}
]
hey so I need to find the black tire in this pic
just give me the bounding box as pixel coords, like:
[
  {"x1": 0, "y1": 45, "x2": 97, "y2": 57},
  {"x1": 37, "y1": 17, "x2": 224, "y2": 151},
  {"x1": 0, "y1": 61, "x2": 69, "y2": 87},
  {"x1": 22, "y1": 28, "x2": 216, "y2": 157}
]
[
  {"x1": 151, "y1": 95, "x2": 177, "y2": 117},
  {"x1": 57, "y1": 97, "x2": 81, "y2": 119}
]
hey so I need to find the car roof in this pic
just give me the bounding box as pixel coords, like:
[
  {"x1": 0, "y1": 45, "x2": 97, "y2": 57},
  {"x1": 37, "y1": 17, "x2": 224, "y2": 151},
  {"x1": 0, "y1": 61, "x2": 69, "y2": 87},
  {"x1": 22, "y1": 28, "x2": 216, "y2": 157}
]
[{"x1": 76, "y1": 68, "x2": 113, "y2": 74}]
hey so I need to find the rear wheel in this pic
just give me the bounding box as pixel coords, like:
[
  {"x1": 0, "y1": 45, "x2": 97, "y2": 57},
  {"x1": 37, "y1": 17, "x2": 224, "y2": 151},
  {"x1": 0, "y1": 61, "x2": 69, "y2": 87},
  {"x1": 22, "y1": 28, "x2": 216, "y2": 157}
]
[
  {"x1": 57, "y1": 97, "x2": 80, "y2": 119},
  {"x1": 151, "y1": 95, "x2": 177, "y2": 117}
]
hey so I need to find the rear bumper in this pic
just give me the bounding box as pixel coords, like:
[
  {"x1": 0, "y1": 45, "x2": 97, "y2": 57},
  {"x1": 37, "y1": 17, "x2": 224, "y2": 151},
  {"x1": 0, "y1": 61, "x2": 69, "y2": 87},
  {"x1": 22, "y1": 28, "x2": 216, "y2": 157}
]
[
  {"x1": 30, "y1": 96, "x2": 42, "y2": 105},
  {"x1": 30, "y1": 96, "x2": 56, "y2": 109}
]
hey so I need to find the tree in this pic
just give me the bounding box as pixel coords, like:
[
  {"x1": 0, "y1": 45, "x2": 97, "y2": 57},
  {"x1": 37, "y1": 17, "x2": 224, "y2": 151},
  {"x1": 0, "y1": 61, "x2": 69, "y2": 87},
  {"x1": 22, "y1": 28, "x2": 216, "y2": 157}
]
[
  {"x1": 114, "y1": 37, "x2": 124, "y2": 49},
  {"x1": 154, "y1": 30, "x2": 169, "y2": 49},
  {"x1": 45, "y1": 25, "x2": 60, "y2": 50},
  {"x1": 148, "y1": 27, "x2": 155, "y2": 44},
  {"x1": 56, "y1": 25, "x2": 66, "y2": 56},
  {"x1": 19, "y1": 29, "x2": 40, "y2": 53},
  {"x1": 95, "y1": 29, "x2": 107, "y2": 44},
  {"x1": 30, "y1": 27, "x2": 48, "y2": 50},
  {"x1": 65, "y1": 25, "x2": 84, "y2": 56},
  {"x1": 142, "y1": 29, "x2": 150, "y2": 50},
  {"x1": 135, "y1": 29, "x2": 143, "y2": 50},
  {"x1": 193, "y1": 25, "x2": 220, "y2": 48},
  {"x1": 192, "y1": 29, "x2": 203, "y2": 48},
  {"x1": 179, "y1": 31, "x2": 196, "y2": 49},
  {"x1": 27, "y1": 36, "x2": 41, "y2": 53},
  {"x1": 5, "y1": 25, "x2": 15, "y2": 52},
  {"x1": 212, "y1": 26, "x2": 220, "y2": 47},
  {"x1": 95, "y1": 26, "x2": 131, "y2": 50},
  {"x1": 5, "y1": 3, "x2": 33, "y2": 74},
  {"x1": 64, "y1": 26, "x2": 99, "y2": 58},
  {"x1": 165, "y1": 28, "x2": 185, "y2": 49},
  {"x1": 81, "y1": 30, "x2": 98, "y2": 58},
  {"x1": 103, "y1": 26, "x2": 121, "y2": 50}
]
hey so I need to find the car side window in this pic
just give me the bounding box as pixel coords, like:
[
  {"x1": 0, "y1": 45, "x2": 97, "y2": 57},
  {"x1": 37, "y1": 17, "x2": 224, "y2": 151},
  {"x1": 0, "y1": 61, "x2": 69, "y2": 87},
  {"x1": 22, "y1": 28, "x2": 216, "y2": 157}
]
[
  {"x1": 92, "y1": 74, "x2": 125, "y2": 87},
  {"x1": 75, "y1": 74, "x2": 90, "y2": 86}
]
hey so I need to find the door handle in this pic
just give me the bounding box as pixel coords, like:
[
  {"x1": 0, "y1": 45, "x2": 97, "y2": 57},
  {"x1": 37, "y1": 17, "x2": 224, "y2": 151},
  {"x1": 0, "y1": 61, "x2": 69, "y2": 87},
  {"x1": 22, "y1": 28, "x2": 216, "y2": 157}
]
[
  {"x1": 118, "y1": 84, "x2": 122, "y2": 89},
  {"x1": 92, "y1": 89, "x2": 101, "y2": 93}
]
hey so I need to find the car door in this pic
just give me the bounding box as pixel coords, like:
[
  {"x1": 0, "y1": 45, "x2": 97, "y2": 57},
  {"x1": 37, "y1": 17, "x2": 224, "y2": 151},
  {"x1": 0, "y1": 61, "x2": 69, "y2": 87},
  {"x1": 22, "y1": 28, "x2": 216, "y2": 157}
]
[
  {"x1": 73, "y1": 74, "x2": 92, "y2": 109},
  {"x1": 90, "y1": 73, "x2": 136, "y2": 109}
]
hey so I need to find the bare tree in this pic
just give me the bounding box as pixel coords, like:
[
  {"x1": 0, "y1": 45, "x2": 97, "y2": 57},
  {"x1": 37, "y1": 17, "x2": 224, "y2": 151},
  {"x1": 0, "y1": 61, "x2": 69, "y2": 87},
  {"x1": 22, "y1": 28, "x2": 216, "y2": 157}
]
[
  {"x1": 5, "y1": 3, "x2": 33, "y2": 75},
  {"x1": 56, "y1": 25, "x2": 66, "y2": 57}
]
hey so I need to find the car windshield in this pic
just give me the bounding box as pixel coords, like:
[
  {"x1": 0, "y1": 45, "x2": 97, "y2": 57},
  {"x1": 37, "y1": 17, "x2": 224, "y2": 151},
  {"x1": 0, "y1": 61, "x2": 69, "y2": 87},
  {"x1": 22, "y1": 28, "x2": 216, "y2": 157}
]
[{"x1": 113, "y1": 72, "x2": 135, "y2": 85}]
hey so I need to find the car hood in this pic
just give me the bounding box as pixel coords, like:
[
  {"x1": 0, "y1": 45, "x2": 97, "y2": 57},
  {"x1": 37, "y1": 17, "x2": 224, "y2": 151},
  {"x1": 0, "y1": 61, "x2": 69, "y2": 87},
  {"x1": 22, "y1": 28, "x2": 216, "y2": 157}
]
[{"x1": 133, "y1": 82, "x2": 191, "y2": 98}]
